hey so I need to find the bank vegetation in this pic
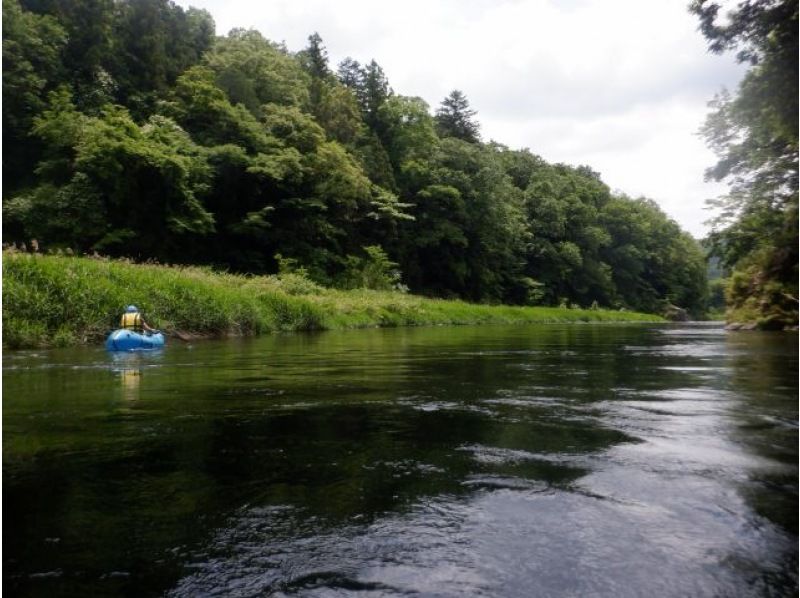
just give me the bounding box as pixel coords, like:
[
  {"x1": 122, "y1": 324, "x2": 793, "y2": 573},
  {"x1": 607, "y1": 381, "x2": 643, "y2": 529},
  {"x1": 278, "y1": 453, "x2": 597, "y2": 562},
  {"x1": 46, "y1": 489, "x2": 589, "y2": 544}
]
[{"x1": 3, "y1": 253, "x2": 663, "y2": 349}]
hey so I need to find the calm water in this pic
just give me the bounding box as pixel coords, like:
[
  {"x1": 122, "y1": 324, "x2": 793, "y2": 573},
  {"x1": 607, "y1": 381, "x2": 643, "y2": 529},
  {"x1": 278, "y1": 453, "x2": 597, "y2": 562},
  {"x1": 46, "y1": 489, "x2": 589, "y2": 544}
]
[{"x1": 3, "y1": 323, "x2": 798, "y2": 597}]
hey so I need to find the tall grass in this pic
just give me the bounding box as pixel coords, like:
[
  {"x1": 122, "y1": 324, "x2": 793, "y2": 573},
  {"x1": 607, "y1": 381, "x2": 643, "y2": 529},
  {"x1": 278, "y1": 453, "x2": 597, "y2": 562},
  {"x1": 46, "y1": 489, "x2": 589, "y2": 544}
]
[{"x1": 3, "y1": 253, "x2": 663, "y2": 349}]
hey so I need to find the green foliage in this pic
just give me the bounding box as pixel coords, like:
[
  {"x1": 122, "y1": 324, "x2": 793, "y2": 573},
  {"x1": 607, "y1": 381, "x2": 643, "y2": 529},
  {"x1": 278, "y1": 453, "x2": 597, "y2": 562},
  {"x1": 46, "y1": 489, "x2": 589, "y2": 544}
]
[
  {"x1": 725, "y1": 248, "x2": 798, "y2": 328},
  {"x1": 379, "y1": 95, "x2": 438, "y2": 172},
  {"x1": 205, "y1": 29, "x2": 309, "y2": 114},
  {"x1": 2, "y1": 0, "x2": 66, "y2": 190},
  {"x1": 272, "y1": 273, "x2": 325, "y2": 296},
  {"x1": 160, "y1": 66, "x2": 277, "y2": 152},
  {"x1": 1, "y1": 252, "x2": 323, "y2": 347},
  {"x1": 2, "y1": 253, "x2": 663, "y2": 349},
  {"x1": 2, "y1": 0, "x2": 66, "y2": 128},
  {"x1": 354, "y1": 130, "x2": 397, "y2": 192},
  {"x1": 600, "y1": 195, "x2": 708, "y2": 317},
  {"x1": 398, "y1": 139, "x2": 530, "y2": 303},
  {"x1": 112, "y1": 0, "x2": 215, "y2": 109},
  {"x1": 339, "y1": 245, "x2": 402, "y2": 290},
  {"x1": 692, "y1": 0, "x2": 798, "y2": 325},
  {"x1": 707, "y1": 277, "x2": 728, "y2": 314},
  {"x1": 298, "y1": 32, "x2": 330, "y2": 81},
  {"x1": 509, "y1": 154, "x2": 617, "y2": 307},
  {"x1": 361, "y1": 60, "x2": 391, "y2": 130},
  {"x1": 519, "y1": 277, "x2": 546, "y2": 306},
  {"x1": 435, "y1": 90, "x2": 480, "y2": 143},
  {"x1": 5, "y1": 90, "x2": 214, "y2": 259},
  {"x1": 313, "y1": 82, "x2": 362, "y2": 145},
  {"x1": 11, "y1": 0, "x2": 214, "y2": 120},
  {"x1": 275, "y1": 253, "x2": 307, "y2": 277},
  {"x1": 2, "y1": 12, "x2": 711, "y2": 319},
  {"x1": 22, "y1": 0, "x2": 117, "y2": 110}
]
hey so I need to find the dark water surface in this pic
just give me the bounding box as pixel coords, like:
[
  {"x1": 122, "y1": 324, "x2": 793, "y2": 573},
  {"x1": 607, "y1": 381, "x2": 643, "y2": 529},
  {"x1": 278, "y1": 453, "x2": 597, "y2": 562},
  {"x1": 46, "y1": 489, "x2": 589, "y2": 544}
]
[{"x1": 3, "y1": 323, "x2": 797, "y2": 597}]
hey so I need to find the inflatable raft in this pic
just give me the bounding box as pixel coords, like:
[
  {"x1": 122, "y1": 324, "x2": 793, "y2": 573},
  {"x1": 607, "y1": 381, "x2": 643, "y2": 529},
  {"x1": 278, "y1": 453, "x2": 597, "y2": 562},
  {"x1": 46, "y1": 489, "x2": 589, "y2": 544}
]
[{"x1": 105, "y1": 329, "x2": 165, "y2": 351}]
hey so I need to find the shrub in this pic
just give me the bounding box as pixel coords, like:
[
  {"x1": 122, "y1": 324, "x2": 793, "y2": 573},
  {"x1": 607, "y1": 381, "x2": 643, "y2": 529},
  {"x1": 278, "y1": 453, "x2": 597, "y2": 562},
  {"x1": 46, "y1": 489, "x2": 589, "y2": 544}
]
[{"x1": 338, "y1": 245, "x2": 402, "y2": 291}]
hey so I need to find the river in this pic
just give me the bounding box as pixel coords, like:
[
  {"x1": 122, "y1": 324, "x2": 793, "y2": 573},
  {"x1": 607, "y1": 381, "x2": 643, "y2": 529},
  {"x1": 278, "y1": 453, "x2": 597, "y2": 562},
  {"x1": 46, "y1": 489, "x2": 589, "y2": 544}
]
[{"x1": 3, "y1": 323, "x2": 797, "y2": 596}]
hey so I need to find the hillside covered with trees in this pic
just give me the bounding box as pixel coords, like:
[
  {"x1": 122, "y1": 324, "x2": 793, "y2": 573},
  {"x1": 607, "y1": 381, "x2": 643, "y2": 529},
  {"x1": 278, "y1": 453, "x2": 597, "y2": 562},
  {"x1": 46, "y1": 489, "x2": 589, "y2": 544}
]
[{"x1": 3, "y1": 0, "x2": 710, "y2": 316}]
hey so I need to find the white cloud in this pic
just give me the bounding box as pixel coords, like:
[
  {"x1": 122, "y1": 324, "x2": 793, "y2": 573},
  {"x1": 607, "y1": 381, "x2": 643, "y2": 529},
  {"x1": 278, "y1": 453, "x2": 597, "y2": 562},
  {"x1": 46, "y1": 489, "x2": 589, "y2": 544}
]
[{"x1": 176, "y1": 0, "x2": 746, "y2": 237}]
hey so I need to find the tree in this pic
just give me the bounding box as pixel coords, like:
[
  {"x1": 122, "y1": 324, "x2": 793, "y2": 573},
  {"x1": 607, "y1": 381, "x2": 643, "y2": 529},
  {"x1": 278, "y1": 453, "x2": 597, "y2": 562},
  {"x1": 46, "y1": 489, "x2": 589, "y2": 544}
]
[
  {"x1": 1, "y1": 10, "x2": 715, "y2": 314},
  {"x1": 313, "y1": 83, "x2": 362, "y2": 145},
  {"x1": 298, "y1": 35, "x2": 363, "y2": 145},
  {"x1": 112, "y1": 0, "x2": 215, "y2": 114},
  {"x1": 2, "y1": 0, "x2": 66, "y2": 191},
  {"x1": 15, "y1": 0, "x2": 213, "y2": 115},
  {"x1": 435, "y1": 90, "x2": 480, "y2": 143},
  {"x1": 300, "y1": 32, "x2": 330, "y2": 80},
  {"x1": 377, "y1": 95, "x2": 438, "y2": 173},
  {"x1": 361, "y1": 60, "x2": 391, "y2": 131},
  {"x1": 600, "y1": 196, "x2": 707, "y2": 316},
  {"x1": 205, "y1": 29, "x2": 310, "y2": 116},
  {"x1": 691, "y1": 0, "x2": 798, "y2": 326},
  {"x1": 4, "y1": 89, "x2": 214, "y2": 258},
  {"x1": 339, "y1": 245, "x2": 402, "y2": 290},
  {"x1": 522, "y1": 163, "x2": 614, "y2": 306},
  {"x1": 337, "y1": 57, "x2": 363, "y2": 90},
  {"x1": 397, "y1": 138, "x2": 528, "y2": 302},
  {"x1": 299, "y1": 31, "x2": 334, "y2": 118},
  {"x1": 23, "y1": 0, "x2": 117, "y2": 108},
  {"x1": 160, "y1": 66, "x2": 277, "y2": 153},
  {"x1": 159, "y1": 66, "x2": 298, "y2": 269}
]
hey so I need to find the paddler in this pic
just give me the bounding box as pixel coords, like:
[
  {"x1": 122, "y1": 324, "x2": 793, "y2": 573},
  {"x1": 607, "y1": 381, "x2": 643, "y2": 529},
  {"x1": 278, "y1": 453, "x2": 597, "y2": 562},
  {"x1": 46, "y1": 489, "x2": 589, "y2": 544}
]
[{"x1": 120, "y1": 305, "x2": 156, "y2": 334}]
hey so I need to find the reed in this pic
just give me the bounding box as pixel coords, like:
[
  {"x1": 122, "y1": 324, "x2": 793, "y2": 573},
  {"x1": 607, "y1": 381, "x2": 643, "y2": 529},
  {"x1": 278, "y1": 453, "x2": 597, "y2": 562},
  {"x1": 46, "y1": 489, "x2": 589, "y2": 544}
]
[{"x1": 2, "y1": 253, "x2": 664, "y2": 349}]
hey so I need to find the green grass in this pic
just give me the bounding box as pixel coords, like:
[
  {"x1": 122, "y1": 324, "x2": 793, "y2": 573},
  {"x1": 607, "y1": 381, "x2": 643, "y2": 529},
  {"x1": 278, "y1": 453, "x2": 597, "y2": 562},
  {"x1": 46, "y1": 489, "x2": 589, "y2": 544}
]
[{"x1": 2, "y1": 253, "x2": 664, "y2": 349}]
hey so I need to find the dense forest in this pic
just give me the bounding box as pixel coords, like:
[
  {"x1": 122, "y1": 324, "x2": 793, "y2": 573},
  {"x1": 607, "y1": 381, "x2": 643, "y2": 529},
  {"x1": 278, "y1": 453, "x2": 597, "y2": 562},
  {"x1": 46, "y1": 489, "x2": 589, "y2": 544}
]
[
  {"x1": 692, "y1": 0, "x2": 798, "y2": 328},
  {"x1": 3, "y1": 0, "x2": 724, "y2": 316}
]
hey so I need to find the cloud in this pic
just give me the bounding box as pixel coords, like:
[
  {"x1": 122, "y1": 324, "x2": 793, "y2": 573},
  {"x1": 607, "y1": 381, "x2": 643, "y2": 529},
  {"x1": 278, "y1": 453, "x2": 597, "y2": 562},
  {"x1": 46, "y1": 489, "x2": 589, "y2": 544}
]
[{"x1": 176, "y1": 0, "x2": 747, "y2": 237}]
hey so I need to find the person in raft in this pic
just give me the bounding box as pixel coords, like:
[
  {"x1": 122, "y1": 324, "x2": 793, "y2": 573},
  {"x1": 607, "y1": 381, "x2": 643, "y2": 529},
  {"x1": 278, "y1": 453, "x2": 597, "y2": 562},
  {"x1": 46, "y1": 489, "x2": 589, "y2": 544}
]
[{"x1": 120, "y1": 305, "x2": 157, "y2": 334}]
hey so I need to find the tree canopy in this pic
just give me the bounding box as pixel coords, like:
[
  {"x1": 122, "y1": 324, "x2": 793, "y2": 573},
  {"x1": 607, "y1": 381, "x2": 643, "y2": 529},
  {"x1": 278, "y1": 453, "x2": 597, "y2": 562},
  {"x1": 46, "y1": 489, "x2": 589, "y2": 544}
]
[
  {"x1": 435, "y1": 90, "x2": 480, "y2": 143},
  {"x1": 3, "y1": 0, "x2": 710, "y2": 316}
]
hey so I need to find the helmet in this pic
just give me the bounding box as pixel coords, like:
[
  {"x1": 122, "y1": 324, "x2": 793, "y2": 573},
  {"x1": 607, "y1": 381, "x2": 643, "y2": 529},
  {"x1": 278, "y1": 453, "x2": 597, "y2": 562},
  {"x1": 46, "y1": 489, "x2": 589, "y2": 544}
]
[{"x1": 125, "y1": 305, "x2": 138, "y2": 313}]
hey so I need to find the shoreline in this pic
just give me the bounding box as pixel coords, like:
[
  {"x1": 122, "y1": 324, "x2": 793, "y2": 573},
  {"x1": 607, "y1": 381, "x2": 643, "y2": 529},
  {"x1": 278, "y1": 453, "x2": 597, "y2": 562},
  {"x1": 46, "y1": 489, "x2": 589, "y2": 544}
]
[{"x1": 3, "y1": 252, "x2": 664, "y2": 349}]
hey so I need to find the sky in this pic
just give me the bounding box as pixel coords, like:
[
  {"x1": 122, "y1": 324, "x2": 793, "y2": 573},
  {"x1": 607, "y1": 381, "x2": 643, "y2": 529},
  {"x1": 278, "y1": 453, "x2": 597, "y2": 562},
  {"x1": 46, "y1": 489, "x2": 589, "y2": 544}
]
[{"x1": 175, "y1": 0, "x2": 747, "y2": 238}]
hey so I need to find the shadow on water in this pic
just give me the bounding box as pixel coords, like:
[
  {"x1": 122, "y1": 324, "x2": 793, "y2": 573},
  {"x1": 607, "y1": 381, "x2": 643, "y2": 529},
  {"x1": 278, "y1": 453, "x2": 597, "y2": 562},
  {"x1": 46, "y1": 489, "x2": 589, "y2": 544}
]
[{"x1": 3, "y1": 324, "x2": 797, "y2": 596}]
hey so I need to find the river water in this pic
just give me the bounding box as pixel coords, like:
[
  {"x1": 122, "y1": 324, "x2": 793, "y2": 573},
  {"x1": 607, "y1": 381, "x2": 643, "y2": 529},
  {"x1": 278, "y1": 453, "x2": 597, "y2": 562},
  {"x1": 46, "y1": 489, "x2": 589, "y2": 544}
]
[{"x1": 3, "y1": 323, "x2": 797, "y2": 597}]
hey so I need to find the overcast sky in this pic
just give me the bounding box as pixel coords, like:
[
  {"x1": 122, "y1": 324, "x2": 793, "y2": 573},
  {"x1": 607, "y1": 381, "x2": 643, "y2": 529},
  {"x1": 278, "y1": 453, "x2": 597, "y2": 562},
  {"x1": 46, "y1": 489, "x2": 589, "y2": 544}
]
[{"x1": 176, "y1": 0, "x2": 746, "y2": 238}]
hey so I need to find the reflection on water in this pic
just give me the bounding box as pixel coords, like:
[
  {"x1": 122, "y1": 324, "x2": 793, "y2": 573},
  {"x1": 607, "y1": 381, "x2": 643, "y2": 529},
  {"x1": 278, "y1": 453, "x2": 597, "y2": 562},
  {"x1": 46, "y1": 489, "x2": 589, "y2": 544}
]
[
  {"x1": 110, "y1": 351, "x2": 152, "y2": 402},
  {"x1": 3, "y1": 324, "x2": 797, "y2": 597}
]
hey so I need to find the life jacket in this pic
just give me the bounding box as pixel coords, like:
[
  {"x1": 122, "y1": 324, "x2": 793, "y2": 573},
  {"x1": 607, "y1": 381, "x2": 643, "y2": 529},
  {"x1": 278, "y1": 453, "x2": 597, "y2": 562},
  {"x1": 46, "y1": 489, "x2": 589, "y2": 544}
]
[{"x1": 120, "y1": 311, "x2": 143, "y2": 332}]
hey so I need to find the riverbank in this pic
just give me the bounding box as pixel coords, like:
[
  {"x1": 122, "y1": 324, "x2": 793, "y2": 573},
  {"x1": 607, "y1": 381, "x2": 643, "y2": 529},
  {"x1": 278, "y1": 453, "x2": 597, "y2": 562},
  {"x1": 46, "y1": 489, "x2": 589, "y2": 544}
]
[{"x1": 2, "y1": 253, "x2": 664, "y2": 349}]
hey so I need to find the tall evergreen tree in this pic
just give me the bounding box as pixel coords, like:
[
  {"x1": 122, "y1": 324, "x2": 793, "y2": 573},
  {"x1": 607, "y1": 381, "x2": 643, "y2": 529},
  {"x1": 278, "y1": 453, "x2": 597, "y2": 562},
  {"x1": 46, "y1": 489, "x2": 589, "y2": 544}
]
[
  {"x1": 301, "y1": 32, "x2": 329, "y2": 80},
  {"x1": 361, "y1": 60, "x2": 390, "y2": 130},
  {"x1": 435, "y1": 89, "x2": 480, "y2": 143},
  {"x1": 337, "y1": 57, "x2": 363, "y2": 90},
  {"x1": 300, "y1": 32, "x2": 332, "y2": 118}
]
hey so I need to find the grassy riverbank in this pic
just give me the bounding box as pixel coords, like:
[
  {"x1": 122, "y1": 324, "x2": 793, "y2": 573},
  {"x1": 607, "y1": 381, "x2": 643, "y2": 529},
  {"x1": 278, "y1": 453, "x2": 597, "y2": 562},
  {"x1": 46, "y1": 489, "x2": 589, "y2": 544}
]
[{"x1": 3, "y1": 253, "x2": 664, "y2": 349}]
